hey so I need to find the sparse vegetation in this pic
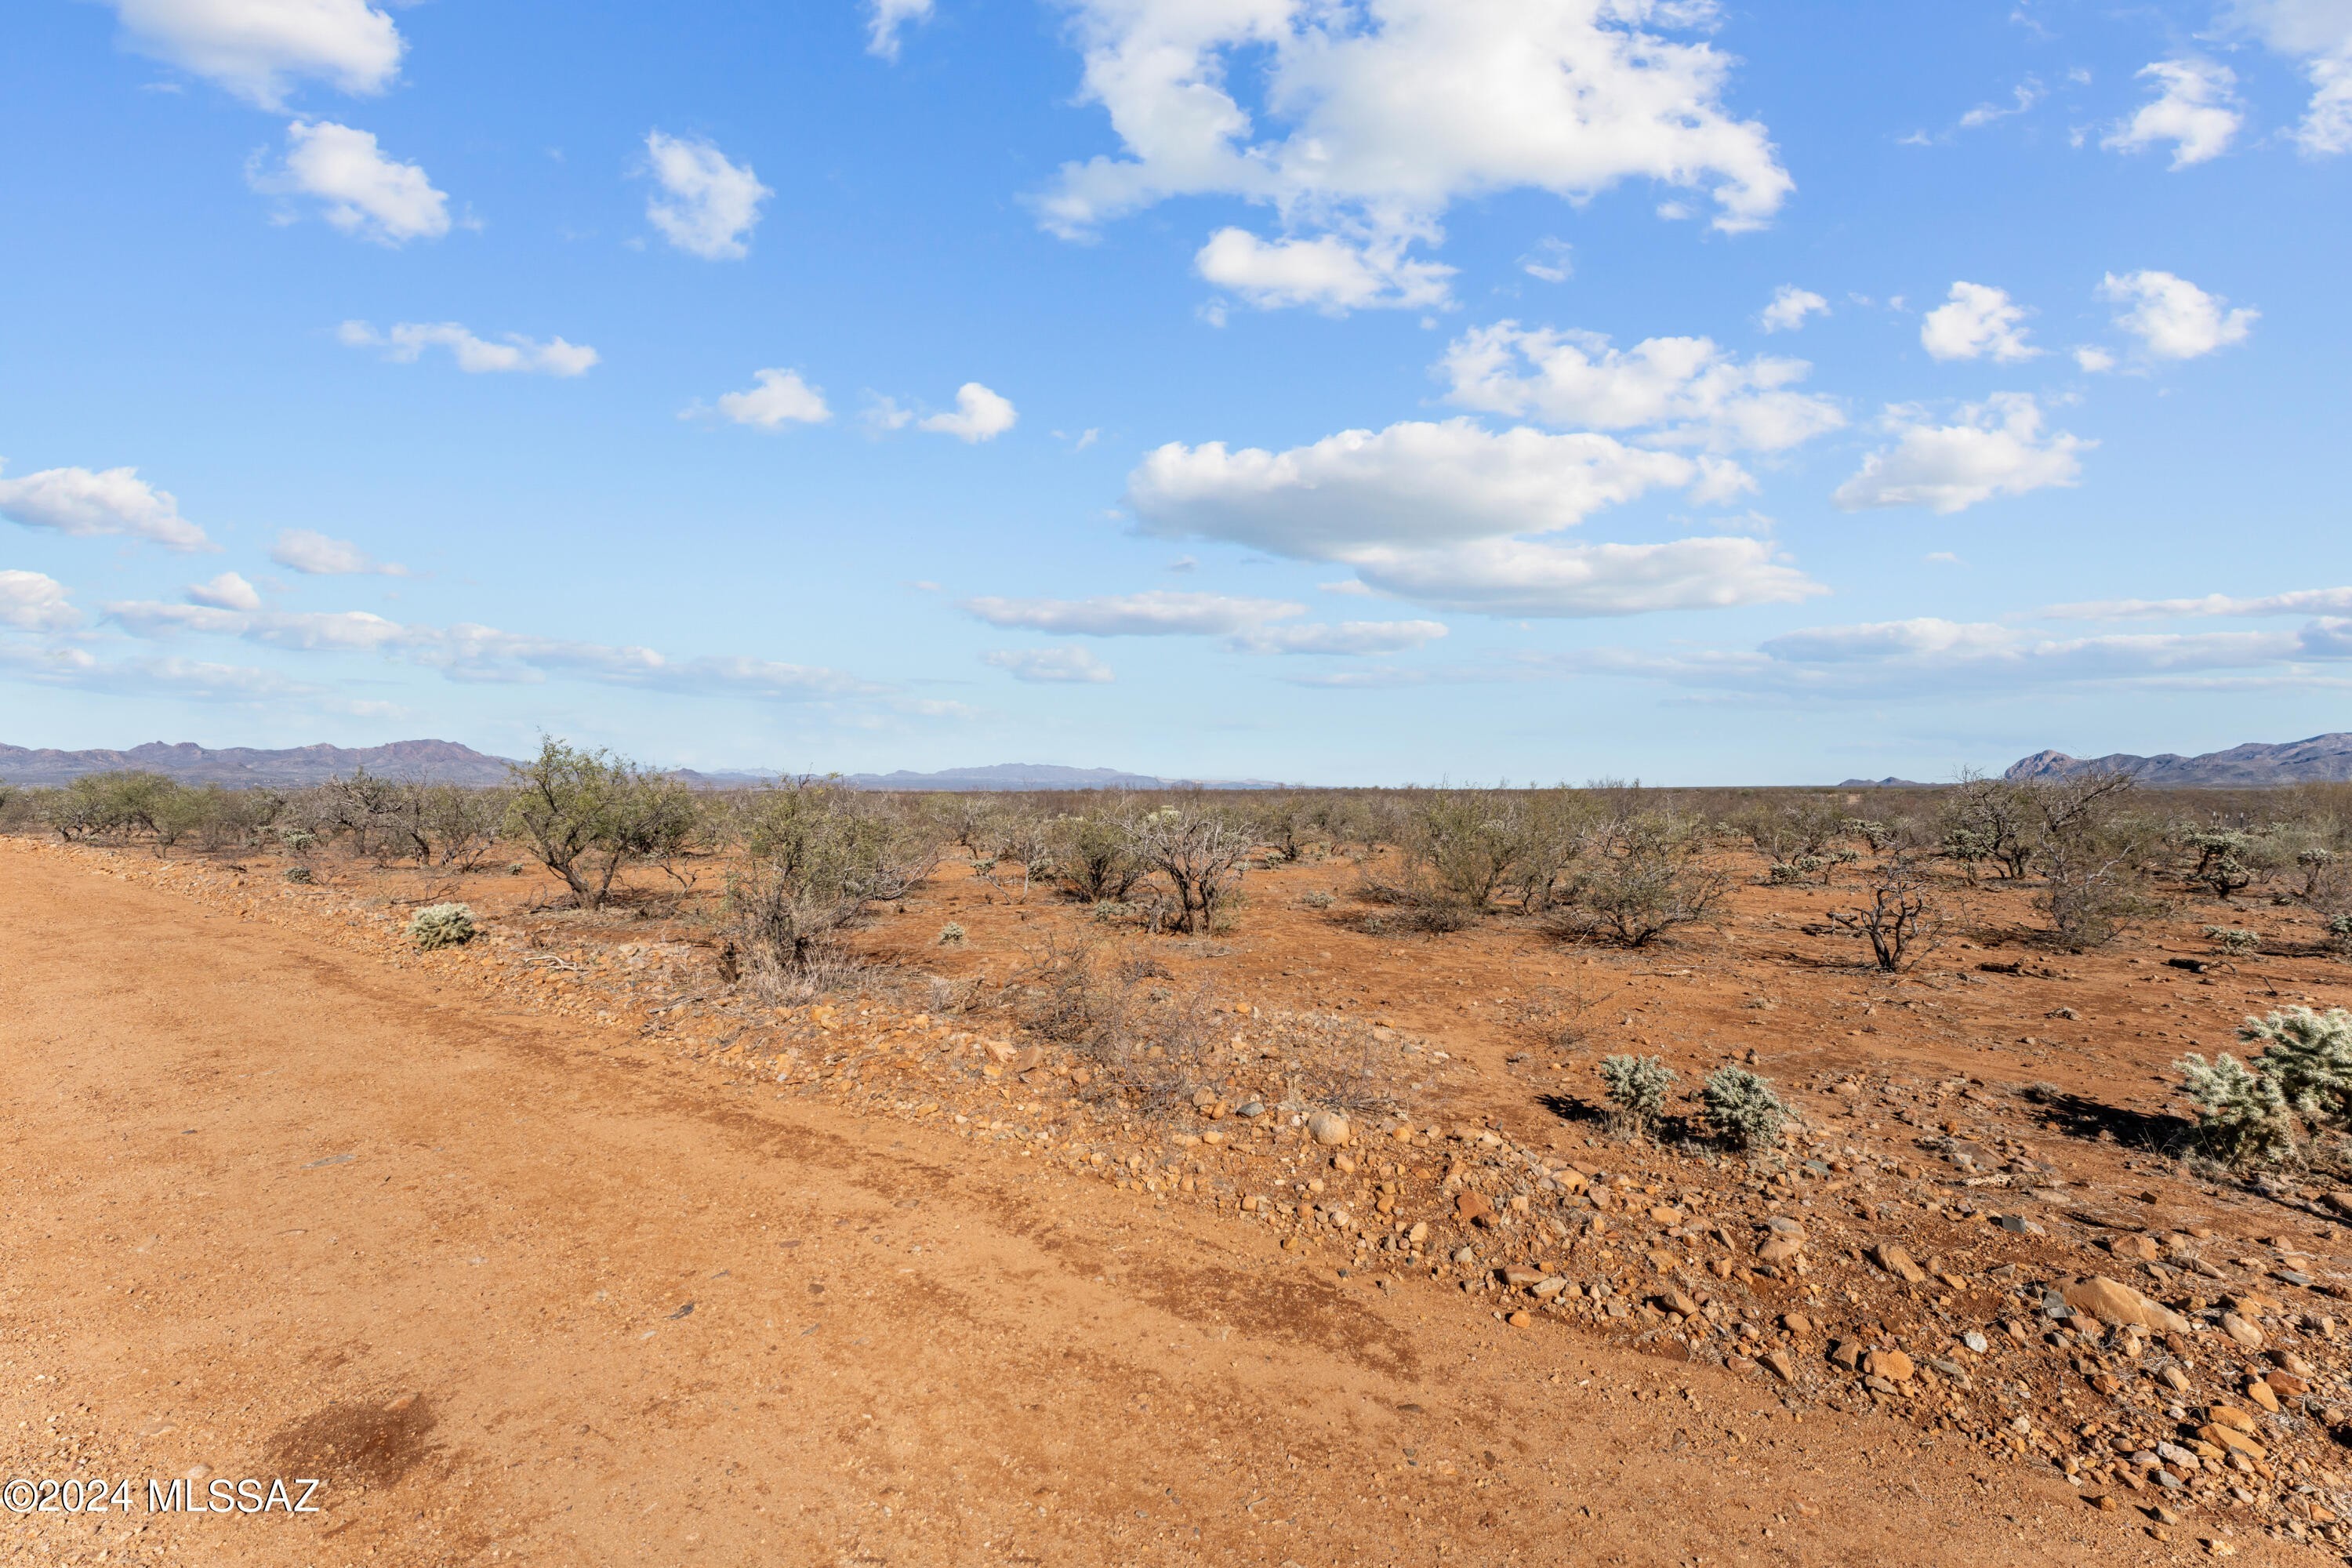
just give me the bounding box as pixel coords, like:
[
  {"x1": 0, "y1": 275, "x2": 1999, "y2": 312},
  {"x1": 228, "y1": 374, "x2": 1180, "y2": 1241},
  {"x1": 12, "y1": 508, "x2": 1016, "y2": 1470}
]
[
  {"x1": 1553, "y1": 814, "x2": 1726, "y2": 947},
  {"x1": 1700, "y1": 1065, "x2": 1789, "y2": 1151},
  {"x1": 1598, "y1": 1054, "x2": 1675, "y2": 1137},
  {"x1": 408, "y1": 902, "x2": 477, "y2": 949},
  {"x1": 724, "y1": 779, "x2": 942, "y2": 996},
  {"x1": 1828, "y1": 857, "x2": 1942, "y2": 971}
]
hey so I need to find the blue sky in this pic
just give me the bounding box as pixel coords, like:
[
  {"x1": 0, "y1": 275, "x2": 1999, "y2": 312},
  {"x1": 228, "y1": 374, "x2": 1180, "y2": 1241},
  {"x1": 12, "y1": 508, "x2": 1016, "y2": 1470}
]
[{"x1": 2, "y1": 0, "x2": 2347, "y2": 783}]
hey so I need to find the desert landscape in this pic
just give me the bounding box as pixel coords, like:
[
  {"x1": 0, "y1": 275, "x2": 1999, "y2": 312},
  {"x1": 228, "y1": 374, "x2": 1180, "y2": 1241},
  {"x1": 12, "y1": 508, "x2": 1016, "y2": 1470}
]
[{"x1": 5, "y1": 757, "x2": 2351, "y2": 1566}]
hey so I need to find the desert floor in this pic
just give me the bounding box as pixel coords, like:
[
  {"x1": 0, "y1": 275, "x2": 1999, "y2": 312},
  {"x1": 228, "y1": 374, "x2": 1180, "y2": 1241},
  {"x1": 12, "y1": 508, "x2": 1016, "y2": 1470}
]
[{"x1": 2, "y1": 834, "x2": 2344, "y2": 1567}]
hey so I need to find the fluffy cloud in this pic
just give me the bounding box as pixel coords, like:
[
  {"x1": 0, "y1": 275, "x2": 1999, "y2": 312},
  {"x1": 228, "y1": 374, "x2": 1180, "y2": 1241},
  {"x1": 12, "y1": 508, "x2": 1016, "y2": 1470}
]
[
  {"x1": 2232, "y1": 1, "x2": 2352, "y2": 154},
  {"x1": 867, "y1": 0, "x2": 935, "y2": 60},
  {"x1": 250, "y1": 119, "x2": 448, "y2": 244},
  {"x1": 0, "y1": 463, "x2": 213, "y2": 551},
  {"x1": 918, "y1": 383, "x2": 1018, "y2": 442},
  {"x1": 1037, "y1": 0, "x2": 1790, "y2": 308},
  {"x1": 103, "y1": 598, "x2": 881, "y2": 698},
  {"x1": 965, "y1": 590, "x2": 1303, "y2": 637},
  {"x1": 982, "y1": 647, "x2": 1115, "y2": 684},
  {"x1": 269, "y1": 528, "x2": 406, "y2": 576},
  {"x1": 1129, "y1": 419, "x2": 1697, "y2": 558},
  {"x1": 2096, "y1": 270, "x2": 2258, "y2": 360},
  {"x1": 1438, "y1": 323, "x2": 1843, "y2": 453},
  {"x1": 1832, "y1": 394, "x2": 2089, "y2": 515},
  {"x1": 702, "y1": 368, "x2": 833, "y2": 429},
  {"x1": 1758, "y1": 285, "x2": 1828, "y2": 333},
  {"x1": 1347, "y1": 536, "x2": 1819, "y2": 617},
  {"x1": 103, "y1": 0, "x2": 403, "y2": 107},
  {"x1": 1919, "y1": 281, "x2": 2038, "y2": 363},
  {"x1": 1123, "y1": 419, "x2": 1813, "y2": 616},
  {"x1": 0, "y1": 570, "x2": 82, "y2": 632},
  {"x1": 2102, "y1": 60, "x2": 2242, "y2": 168},
  {"x1": 338, "y1": 321, "x2": 598, "y2": 376},
  {"x1": 1195, "y1": 228, "x2": 1455, "y2": 314},
  {"x1": 643, "y1": 132, "x2": 771, "y2": 260},
  {"x1": 185, "y1": 571, "x2": 263, "y2": 611},
  {"x1": 0, "y1": 641, "x2": 334, "y2": 705}
]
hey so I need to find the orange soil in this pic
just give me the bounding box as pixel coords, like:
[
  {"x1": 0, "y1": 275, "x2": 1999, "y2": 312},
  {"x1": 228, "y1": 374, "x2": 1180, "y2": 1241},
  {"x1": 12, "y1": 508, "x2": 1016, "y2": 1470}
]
[{"x1": 0, "y1": 837, "x2": 2339, "y2": 1566}]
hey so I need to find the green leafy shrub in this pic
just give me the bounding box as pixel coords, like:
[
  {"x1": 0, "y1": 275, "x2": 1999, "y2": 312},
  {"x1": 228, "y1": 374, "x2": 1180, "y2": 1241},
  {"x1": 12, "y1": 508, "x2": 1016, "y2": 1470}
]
[
  {"x1": 1700, "y1": 1066, "x2": 1789, "y2": 1151},
  {"x1": 1598, "y1": 1054, "x2": 1675, "y2": 1136},
  {"x1": 408, "y1": 902, "x2": 476, "y2": 949}
]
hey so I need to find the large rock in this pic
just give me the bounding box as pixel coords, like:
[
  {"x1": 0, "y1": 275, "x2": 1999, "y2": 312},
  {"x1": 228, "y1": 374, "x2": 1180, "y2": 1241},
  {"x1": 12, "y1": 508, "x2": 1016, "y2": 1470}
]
[
  {"x1": 1868, "y1": 1242, "x2": 1927, "y2": 1284},
  {"x1": 2061, "y1": 1276, "x2": 2191, "y2": 1335},
  {"x1": 1307, "y1": 1111, "x2": 1352, "y2": 1146}
]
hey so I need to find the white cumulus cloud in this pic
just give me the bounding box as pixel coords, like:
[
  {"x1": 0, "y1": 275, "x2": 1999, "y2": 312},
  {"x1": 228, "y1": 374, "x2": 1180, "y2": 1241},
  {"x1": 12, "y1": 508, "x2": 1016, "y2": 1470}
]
[
  {"x1": 2102, "y1": 59, "x2": 2243, "y2": 168},
  {"x1": 918, "y1": 383, "x2": 1018, "y2": 443},
  {"x1": 1196, "y1": 228, "x2": 1455, "y2": 314},
  {"x1": 269, "y1": 528, "x2": 406, "y2": 576},
  {"x1": 982, "y1": 647, "x2": 1115, "y2": 684},
  {"x1": 338, "y1": 321, "x2": 598, "y2": 376},
  {"x1": 1225, "y1": 619, "x2": 1450, "y2": 655},
  {"x1": 1037, "y1": 0, "x2": 1791, "y2": 309},
  {"x1": 1438, "y1": 322, "x2": 1843, "y2": 453},
  {"x1": 0, "y1": 570, "x2": 82, "y2": 632},
  {"x1": 1758, "y1": 285, "x2": 1828, "y2": 333},
  {"x1": 867, "y1": 0, "x2": 935, "y2": 59},
  {"x1": 185, "y1": 571, "x2": 263, "y2": 611},
  {"x1": 251, "y1": 119, "x2": 448, "y2": 244},
  {"x1": 0, "y1": 463, "x2": 214, "y2": 551},
  {"x1": 2231, "y1": 0, "x2": 2352, "y2": 154},
  {"x1": 1833, "y1": 394, "x2": 2089, "y2": 515},
  {"x1": 103, "y1": 0, "x2": 403, "y2": 108},
  {"x1": 1123, "y1": 418, "x2": 1813, "y2": 617},
  {"x1": 2096, "y1": 270, "x2": 2258, "y2": 360},
  {"x1": 699, "y1": 368, "x2": 833, "y2": 429},
  {"x1": 643, "y1": 132, "x2": 771, "y2": 260},
  {"x1": 1919, "y1": 281, "x2": 2038, "y2": 362}
]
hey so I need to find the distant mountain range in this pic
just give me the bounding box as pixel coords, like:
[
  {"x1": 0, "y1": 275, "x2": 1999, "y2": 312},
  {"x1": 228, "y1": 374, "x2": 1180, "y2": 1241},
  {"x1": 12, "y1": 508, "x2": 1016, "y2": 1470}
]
[
  {"x1": 1, "y1": 744, "x2": 1284, "y2": 793},
  {"x1": 0, "y1": 739, "x2": 517, "y2": 787},
  {"x1": 2004, "y1": 733, "x2": 2352, "y2": 788}
]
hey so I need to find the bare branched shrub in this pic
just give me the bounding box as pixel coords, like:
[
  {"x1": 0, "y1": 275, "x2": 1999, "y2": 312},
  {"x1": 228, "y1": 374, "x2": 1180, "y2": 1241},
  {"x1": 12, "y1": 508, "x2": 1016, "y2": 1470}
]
[
  {"x1": 1049, "y1": 811, "x2": 1145, "y2": 902},
  {"x1": 1287, "y1": 1013, "x2": 1403, "y2": 1116},
  {"x1": 1828, "y1": 856, "x2": 1944, "y2": 971},
  {"x1": 1936, "y1": 772, "x2": 2035, "y2": 881},
  {"x1": 1553, "y1": 814, "x2": 1726, "y2": 948},
  {"x1": 2030, "y1": 775, "x2": 2161, "y2": 951},
  {"x1": 725, "y1": 780, "x2": 942, "y2": 997},
  {"x1": 1124, "y1": 806, "x2": 1253, "y2": 934}
]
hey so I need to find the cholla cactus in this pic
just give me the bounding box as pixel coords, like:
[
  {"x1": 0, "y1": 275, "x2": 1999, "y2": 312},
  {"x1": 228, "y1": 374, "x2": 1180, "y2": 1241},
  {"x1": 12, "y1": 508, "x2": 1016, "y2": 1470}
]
[
  {"x1": 936, "y1": 922, "x2": 966, "y2": 947},
  {"x1": 2203, "y1": 925, "x2": 2260, "y2": 957},
  {"x1": 282, "y1": 865, "x2": 314, "y2": 884},
  {"x1": 2328, "y1": 913, "x2": 2352, "y2": 954},
  {"x1": 408, "y1": 902, "x2": 476, "y2": 950},
  {"x1": 1598, "y1": 1054, "x2": 1675, "y2": 1136},
  {"x1": 1701, "y1": 1066, "x2": 1790, "y2": 1151},
  {"x1": 2176, "y1": 1051, "x2": 2294, "y2": 1165},
  {"x1": 2238, "y1": 1007, "x2": 2352, "y2": 1124}
]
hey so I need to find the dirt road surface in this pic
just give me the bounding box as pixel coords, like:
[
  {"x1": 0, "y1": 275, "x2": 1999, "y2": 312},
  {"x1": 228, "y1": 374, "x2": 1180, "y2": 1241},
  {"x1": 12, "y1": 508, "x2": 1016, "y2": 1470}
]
[{"x1": 0, "y1": 846, "x2": 2283, "y2": 1566}]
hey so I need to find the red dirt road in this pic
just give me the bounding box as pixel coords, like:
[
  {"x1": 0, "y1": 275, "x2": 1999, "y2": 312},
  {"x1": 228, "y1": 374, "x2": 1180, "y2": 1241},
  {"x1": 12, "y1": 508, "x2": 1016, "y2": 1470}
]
[{"x1": 0, "y1": 846, "x2": 2280, "y2": 1566}]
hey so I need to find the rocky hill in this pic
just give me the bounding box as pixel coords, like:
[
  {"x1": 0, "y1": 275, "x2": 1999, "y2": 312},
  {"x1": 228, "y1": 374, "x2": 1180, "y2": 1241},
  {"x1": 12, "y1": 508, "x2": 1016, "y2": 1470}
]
[
  {"x1": 0, "y1": 739, "x2": 517, "y2": 787},
  {"x1": 2004, "y1": 732, "x2": 2352, "y2": 787}
]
